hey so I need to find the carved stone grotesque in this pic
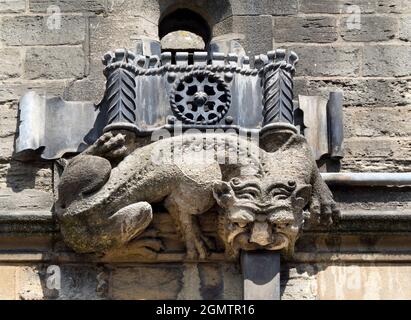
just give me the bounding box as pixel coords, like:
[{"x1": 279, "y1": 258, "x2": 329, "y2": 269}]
[
  {"x1": 214, "y1": 132, "x2": 336, "y2": 258},
  {"x1": 17, "y1": 46, "x2": 340, "y2": 260},
  {"x1": 56, "y1": 126, "x2": 336, "y2": 259}
]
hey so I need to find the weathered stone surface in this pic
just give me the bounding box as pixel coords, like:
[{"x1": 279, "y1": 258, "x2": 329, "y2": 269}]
[
  {"x1": 341, "y1": 137, "x2": 411, "y2": 172},
  {"x1": 0, "y1": 102, "x2": 17, "y2": 139},
  {"x1": 15, "y1": 265, "x2": 104, "y2": 300},
  {"x1": 373, "y1": 0, "x2": 411, "y2": 13},
  {"x1": 0, "y1": 48, "x2": 23, "y2": 80},
  {"x1": 110, "y1": 263, "x2": 242, "y2": 300},
  {"x1": 344, "y1": 137, "x2": 411, "y2": 160},
  {"x1": 0, "y1": 135, "x2": 15, "y2": 162},
  {"x1": 57, "y1": 265, "x2": 102, "y2": 299},
  {"x1": 29, "y1": 0, "x2": 108, "y2": 13},
  {"x1": 0, "y1": 189, "x2": 53, "y2": 211},
  {"x1": 107, "y1": 0, "x2": 231, "y2": 24},
  {"x1": 300, "y1": 0, "x2": 374, "y2": 13},
  {"x1": 332, "y1": 188, "x2": 411, "y2": 211},
  {"x1": 221, "y1": 264, "x2": 242, "y2": 299},
  {"x1": 16, "y1": 266, "x2": 45, "y2": 300},
  {"x1": 0, "y1": 0, "x2": 409, "y2": 302},
  {"x1": 63, "y1": 78, "x2": 103, "y2": 102},
  {"x1": 56, "y1": 130, "x2": 335, "y2": 256},
  {"x1": 281, "y1": 265, "x2": 317, "y2": 300},
  {"x1": 110, "y1": 266, "x2": 183, "y2": 299},
  {"x1": 0, "y1": 161, "x2": 53, "y2": 192},
  {"x1": 0, "y1": 80, "x2": 68, "y2": 103},
  {"x1": 198, "y1": 264, "x2": 224, "y2": 299},
  {"x1": 300, "y1": 0, "x2": 411, "y2": 14},
  {"x1": 344, "y1": 106, "x2": 411, "y2": 138},
  {"x1": 363, "y1": 45, "x2": 411, "y2": 77},
  {"x1": 89, "y1": 15, "x2": 158, "y2": 57},
  {"x1": 285, "y1": 45, "x2": 361, "y2": 76},
  {"x1": 82, "y1": 15, "x2": 158, "y2": 101},
  {"x1": 161, "y1": 31, "x2": 205, "y2": 50},
  {"x1": 213, "y1": 15, "x2": 273, "y2": 58},
  {"x1": 273, "y1": 16, "x2": 337, "y2": 43},
  {"x1": 24, "y1": 46, "x2": 85, "y2": 80},
  {"x1": 399, "y1": 16, "x2": 411, "y2": 41},
  {"x1": 177, "y1": 264, "x2": 203, "y2": 300},
  {"x1": 0, "y1": 266, "x2": 16, "y2": 299},
  {"x1": 107, "y1": 0, "x2": 159, "y2": 20},
  {"x1": 1, "y1": 16, "x2": 86, "y2": 46},
  {"x1": 0, "y1": 0, "x2": 25, "y2": 12},
  {"x1": 341, "y1": 158, "x2": 411, "y2": 172},
  {"x1": 340, "y1": 16, "x2": 397, "y2": 42},
  {"x1": 294, "y1": 78, "x2": 411, "y2": 107},
  {"x1": 231, "y1": 0, "x2": 298, "y2": 15},
  {"x1": 317, "y1": 264, "x2": 411, "y2": 299}
]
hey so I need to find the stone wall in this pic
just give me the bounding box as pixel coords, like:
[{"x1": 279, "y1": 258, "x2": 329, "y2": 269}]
[
  {"x1": 0, "y1": 0, "x2": 410, "y2": 300},
  {"x1": 1, "y1": 262, "x2": 411, "y2": 300},
  {"x1": 0, "y1": 0, "x2": 409, "y2": 179}
]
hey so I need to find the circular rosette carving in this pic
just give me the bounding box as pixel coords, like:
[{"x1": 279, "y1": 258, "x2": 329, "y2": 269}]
[{"x1": 170, "y1": 70, "x2": 231, "y2": 125}]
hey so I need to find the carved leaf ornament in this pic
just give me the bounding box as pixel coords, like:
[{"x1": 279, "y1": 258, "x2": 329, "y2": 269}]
[
  {"x1": 262, "y1": 62, "x2": 294, "y2": 125},
  {"x1": 106, "y1": 67, "x2": 137, "y2": 125}
]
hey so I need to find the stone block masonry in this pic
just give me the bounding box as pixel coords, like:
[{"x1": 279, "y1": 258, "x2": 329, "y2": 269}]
[
  {"x1": 270, "y1": 0, "x2": 411, "y2": 173},
  {"x1": 0, "y1": 0, "x2": 410, "y2": 301},
  {"x1": 0, "y1": 0, "x2": 408, "y2": 203}
]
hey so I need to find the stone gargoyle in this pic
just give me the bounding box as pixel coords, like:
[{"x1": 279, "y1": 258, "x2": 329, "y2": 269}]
[{"x1": 55, "y1": 125, "x2": 337, "y2": 259}]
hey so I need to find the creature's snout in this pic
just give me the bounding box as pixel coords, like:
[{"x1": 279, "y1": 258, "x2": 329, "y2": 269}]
[{"x1": 249, "y1": 221, "x2": 272, "y2": 246}]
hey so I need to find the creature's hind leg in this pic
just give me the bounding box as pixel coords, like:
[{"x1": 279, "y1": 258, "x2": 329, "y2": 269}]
[
  {"x1": 107, "y1": 202, "x2": 153, "y2": 244},
  {"x1": 59, "y1": 202, "x2": 154, "y2": 253},
  {"x1": 164, "y1": 195, "x2": 210, "y2": 260}
]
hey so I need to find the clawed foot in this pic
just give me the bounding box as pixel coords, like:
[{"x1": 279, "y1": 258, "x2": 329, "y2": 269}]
[
  {"x1": 88, "y1": 132, "x2": 128, "y2": 160},
  {"x1": 309, "y1": 195, "x2": 339, "y2": 226}
]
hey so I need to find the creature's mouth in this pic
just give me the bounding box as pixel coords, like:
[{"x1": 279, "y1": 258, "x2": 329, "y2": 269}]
[{"x1": 231, "y1": 230, "x2": 289, "y2": 252}]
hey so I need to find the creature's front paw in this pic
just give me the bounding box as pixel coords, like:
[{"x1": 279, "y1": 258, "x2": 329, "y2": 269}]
[
  {"x1": 309, "y1": 195, "x2": 338, "y2": 226},
  {"x1": 92, "y1": 132, "x2": 128, "y2": 159}
]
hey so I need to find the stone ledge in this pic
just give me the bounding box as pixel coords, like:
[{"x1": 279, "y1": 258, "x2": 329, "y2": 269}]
[
  {"x1": 0, "y1": 210, "x2": 54, "y2": 223},
  {"x1": 1, "y1": 251, "x2": 411, "y2": 264},
  {"x1": 0, "y1": 210, "x2": 57, "y2": 234},
  {"x1": 293, "y1": 253, "x2": 411, "y2": 263},
  {"x1": 1, "y1": 205, "x2": 411, "y2": 234},
  {"x1": 340, "y1": 210, "x2": 411, "y2": 221}
]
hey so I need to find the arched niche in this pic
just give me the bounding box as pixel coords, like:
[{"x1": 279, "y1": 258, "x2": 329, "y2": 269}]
[
  {"x1": 157, "y1": 0, "x2": 232, "y2": 26},
  {"x1": 159, "y1": 8, "x2": 211, "y2": 52},
  {"x1": 139, "y1": 0, "x2": 233, "y2": 37}
]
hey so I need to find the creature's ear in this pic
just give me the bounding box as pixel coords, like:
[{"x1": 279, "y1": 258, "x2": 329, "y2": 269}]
[
  {"x1": 212, "y1": 181, "x2": 234, "y2": 208},
  {"x1": 294, "y1": 184, "x2": 312, "y2": 210}
]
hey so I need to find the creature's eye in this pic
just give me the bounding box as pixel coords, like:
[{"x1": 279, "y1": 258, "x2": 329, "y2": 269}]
[
  {"x1": 237, "y1": 193, "x2": 254, "y2": 200},
  {"x1": 275, "y1": 194, "x2": 288, "y2": 200}
]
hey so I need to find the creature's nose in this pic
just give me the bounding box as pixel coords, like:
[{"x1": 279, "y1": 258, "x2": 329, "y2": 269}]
[
  {"x1": 249, "y1": 222, "x2": 272, "y2": 246},
  {"x1": 269, "y1": 210, "x2": 294, "y2": 225}
]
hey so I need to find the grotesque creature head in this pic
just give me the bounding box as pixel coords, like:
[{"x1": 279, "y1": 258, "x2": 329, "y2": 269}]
[{"x1": 213, "y1": 177, "x2": 311, "y2": 258}]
